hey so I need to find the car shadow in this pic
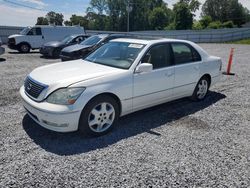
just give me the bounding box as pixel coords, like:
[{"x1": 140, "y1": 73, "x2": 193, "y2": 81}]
[
  {"x1": 0, "y1": 58, "x2": 6, "y2": 62},
  {"x1": 8, "y1": 51, "x2": 39, "y2": 54},
  {"x1": 40, "y1": 55, "x2": 60, "y2": 60},
  {"x1": 22, "y1": 91, "x2": 226, "y2": 156}
]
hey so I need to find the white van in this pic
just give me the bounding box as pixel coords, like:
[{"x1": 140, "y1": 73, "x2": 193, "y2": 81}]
[{"x1": 8, "y1": 26, "x2": 85, "y2": 53}]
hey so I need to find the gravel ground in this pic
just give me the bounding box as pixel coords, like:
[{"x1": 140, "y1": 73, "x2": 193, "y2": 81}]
[{"x1": 0, "y1": 44, "x2": 249, "y2": 187}]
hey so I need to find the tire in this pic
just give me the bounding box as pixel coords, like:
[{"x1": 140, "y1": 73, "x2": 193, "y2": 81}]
[
  {"x1": 19, "y1": 43, "x2": 30, "y2": 53},
  {"x1": 191, "y1": 76, "x2": 210, "y2": 101},
  {"x1": 78, "y1": 95, "x2": 119, "y2": 137}
]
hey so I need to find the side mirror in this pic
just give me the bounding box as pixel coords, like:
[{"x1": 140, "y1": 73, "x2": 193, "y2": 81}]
[{"x1": 135, "y1": 63, "x2": 153, "y2": 73}]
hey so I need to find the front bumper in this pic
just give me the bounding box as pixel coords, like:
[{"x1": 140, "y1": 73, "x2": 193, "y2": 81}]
[
  {"x1": 20, "y1": 86, "x2": 82, "y2": 132},
  {"x1": 8, "y1": 43, "x2": 18, "y2": 50},
  {"x1": 0, "y1": 46, "x2": 5, "y2": 55},
  {"x1": 40, "y1": 47, "x2": 53, "y2": 57}
]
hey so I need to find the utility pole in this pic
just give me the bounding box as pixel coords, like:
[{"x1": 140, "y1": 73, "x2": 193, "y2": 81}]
[{"x1": 126, "y1": 0, "x2": 132, "y2": 32}]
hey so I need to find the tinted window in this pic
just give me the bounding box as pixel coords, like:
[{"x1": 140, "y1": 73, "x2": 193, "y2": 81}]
[
  {"x1": 27, "y1": 27, "x2": 41, "y2": 35},
  {"x1": 192, "y1": 48, "x2": 202, "y2": 61},
  {"x1": 36, "y1": 28, "x2": 42, "y2": 35},
  {"x1": 80, "y1": 35, "x2": 105, "y2": 46},
  {"x1": 74, "y1": 36, "x2": 84, "y2": 43},
  {"x1": 172, "y1": 43, "x2": 201, "y2": 64},
  {"x1": 142, "y1": 44, "x2": 172, "y2": 69},
  {"x1": 61, "y1": 35, "x2": 74, "y2": 44}
]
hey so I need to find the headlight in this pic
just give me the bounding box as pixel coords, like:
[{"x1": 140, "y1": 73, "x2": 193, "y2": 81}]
[{"x1": 46, "y1": 87, "x2": 85, "y2": 105}]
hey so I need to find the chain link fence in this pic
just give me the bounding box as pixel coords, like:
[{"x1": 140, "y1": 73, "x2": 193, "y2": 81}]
[{"x1": 0, "y1": 25, "x2": 250, "y2": 44}]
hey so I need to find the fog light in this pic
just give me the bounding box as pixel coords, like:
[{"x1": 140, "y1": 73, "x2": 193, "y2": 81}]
[{"x1": 42, "y1": 120, "x2": 69, "y2": 127}]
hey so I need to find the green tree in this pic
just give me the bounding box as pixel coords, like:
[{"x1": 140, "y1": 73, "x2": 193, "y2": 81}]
[
  {"x1": 46, "y1": 11, "x2": 64, "y2": 25},
  {"x1": 222, "y1": 21, "x2": 234, "y2": 28},
  {"x1": 199, "y1": 15, "x2": 212, "y2": 29},
  {"x1": 36, "y1": 17, "x2": 49, "y2": 25},
  {"x1": 202, "y1": 0, "x2": 250, "y2": 27},
  {"x1": 149, "y1": 6, "x2": 172, "y2": 30},
  {"x1": 207, "y1": 21, "x2": 222, "y2": 29},
  {"x1": 172, "y1": 0, "x2": 200, "y2": 30},
  {"x1": 87, "y1": 0, "x2": 109, "y2": 30},
  {"x1": 192, "y1": 21, "x2": 203, "y2": 30},
  {"x1": 64, "y1": 14, "x2": 89, "y2": 28},
  {"x1": 86, "y1": 0, "x2": 172, "y2": 31}
]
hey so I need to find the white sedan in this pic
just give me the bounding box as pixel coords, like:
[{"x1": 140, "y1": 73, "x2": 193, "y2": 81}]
[{"x1": 20, "y1": 38, "x2": 222, "y2": 136}]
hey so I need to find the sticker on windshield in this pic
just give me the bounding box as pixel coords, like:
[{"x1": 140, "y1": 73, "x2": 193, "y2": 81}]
[{"x1": 128, "y1": 44, "x2": 143, "y2": 48}]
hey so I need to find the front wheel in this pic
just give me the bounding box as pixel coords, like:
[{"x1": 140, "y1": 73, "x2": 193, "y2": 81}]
[
  {"x1": 18, "y1": 43, "x2": 30, "y2": 53},
  {"x1": 191, "y1": 77, "x2": 209, "y2": 101},
  {"x1": 79, "y1": 95, "x2": 119, "y2": 137}
]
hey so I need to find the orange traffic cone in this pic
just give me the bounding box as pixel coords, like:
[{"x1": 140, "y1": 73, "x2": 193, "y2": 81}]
[{"x1": 223, "y1": 48, "x2": 235, "y2": 75}]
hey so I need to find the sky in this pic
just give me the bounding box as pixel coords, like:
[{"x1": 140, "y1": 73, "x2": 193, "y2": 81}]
[{"x1": 0, "y1": 0, "x2": 250, "y2": 27}]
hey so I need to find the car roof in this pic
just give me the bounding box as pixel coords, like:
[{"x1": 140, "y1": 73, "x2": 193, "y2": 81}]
[
  {"x1": 71, "y1": 34, "x2": 89, "y2": 37},
  {"x1": 111, "y1": 38, "x2": 195, "y2": 45}
]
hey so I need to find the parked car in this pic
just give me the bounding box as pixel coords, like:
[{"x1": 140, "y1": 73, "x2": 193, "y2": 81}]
[
  {"x1": 40, "y1": 34, "x2": 89, "y2": 58},
  {"x1": 0, "y1": 37, "x2": 5, "y2": 56},
  {"x1": 8, "y1": 26, "x2": 85, "y2": 53},
  {"x1": 20, "y1": 38, "x2": 222, "y2": 136},
  {"x1": 60, "y1": 34, "x2": 127, "y2": 61}
]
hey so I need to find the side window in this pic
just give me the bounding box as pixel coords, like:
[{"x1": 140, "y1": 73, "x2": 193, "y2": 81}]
[
  {"x1": 142, "y1": 44, "x2": 171, "y2": 69},
  {"x1": 171, "y1": 43, "x2": 201, "y2": 64},
  {"x1": 27, "y1": 28, "x2": 41, "y2": 35},
  {"x1": 76, "y1": 36, "x2": 84, "y2": 42},
  {"x1": 192, "y1": 48, "x2": 202, "y2": 62},
  {"x1": 27, "y1": 28, "x2": 35, "y2": 35},
  {"x1": 35, "y1": 28, "x2": 42, "y2": 35}
]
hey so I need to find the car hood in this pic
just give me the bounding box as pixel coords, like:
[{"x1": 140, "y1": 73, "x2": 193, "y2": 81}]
[
  {"x1": 62, "y1": 44, "x2": 92, "y2": 53},
  {"x1": 44, "y1": 41, "x2": 64, "y2": 48},
  {"x1": 8, "y1": 34, "x2": 23, "y2": 39},
  {"x1": 29, "y1": 59, "x2": 122, "y2": 89}
]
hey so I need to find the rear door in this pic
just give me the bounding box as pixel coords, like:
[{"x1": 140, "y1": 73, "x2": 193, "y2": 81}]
[
  {"x1": 133, "y1": 43, "x2": 175, "y2": 111},
  {"x1": 171, "y1": 42, "x2": 202, "y2": 98}
]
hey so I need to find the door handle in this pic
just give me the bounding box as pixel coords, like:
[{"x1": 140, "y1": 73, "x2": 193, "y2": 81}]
[{"x1": 165, "y1": 72, "x2": 174, "y2": 77}]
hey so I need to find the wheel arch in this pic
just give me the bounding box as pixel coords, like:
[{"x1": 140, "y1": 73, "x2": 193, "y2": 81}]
[
  {"x1": 200, "y1": 74, "x2": 211, "y2": 88},
  {"x1": 18, "y1": 42, "x2": 31, "y2": 48},
  {"x1": 83, "y1": 92, "x2": 122, "y2": 117}
]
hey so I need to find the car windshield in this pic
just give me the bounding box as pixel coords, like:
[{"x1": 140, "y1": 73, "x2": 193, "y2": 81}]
[
  {"x1": 85, "y1": 41, "x2": 145, "y2": 69},
  {"x1": 80, "y1": 35, "x2": 104, "y2": 46},
  {"x1": 20, "y1": 27, "x2": 31, "y2": 35},
  {"x1": 61, "y1": 35, "x2": 74, "y2": 44}
]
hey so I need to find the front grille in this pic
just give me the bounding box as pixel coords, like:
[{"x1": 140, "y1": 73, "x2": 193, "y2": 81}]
[
  {"x1": 8, "y1": 38, "x2": 15, "y2": 45},
  {"x1": 24, "y1": 77, "x2": 47, "y2": 99}
]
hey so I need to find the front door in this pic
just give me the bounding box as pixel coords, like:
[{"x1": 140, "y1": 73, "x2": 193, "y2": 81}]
[
  {"x1": 133, "y1": 43, "x2": 175, "y2": 111},
  {"x1": 27, "y1": 27, "x2": 44, "y2": 48}
]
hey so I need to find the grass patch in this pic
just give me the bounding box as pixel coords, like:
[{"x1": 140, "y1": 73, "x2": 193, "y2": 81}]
[{"x1": 227, "y1": 38, "x2": 250, "y2": 45}]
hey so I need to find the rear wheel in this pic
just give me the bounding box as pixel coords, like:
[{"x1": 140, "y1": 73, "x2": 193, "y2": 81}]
[
  {"x1": 79, "y1": 95, "x2": 119, "y2": 137},
  {"x1": 191, "y1": 77, "x2": 209, "y2": 101},
  {"x1": 19, "y1": 43, "x2": 30, "y2": 53}
]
